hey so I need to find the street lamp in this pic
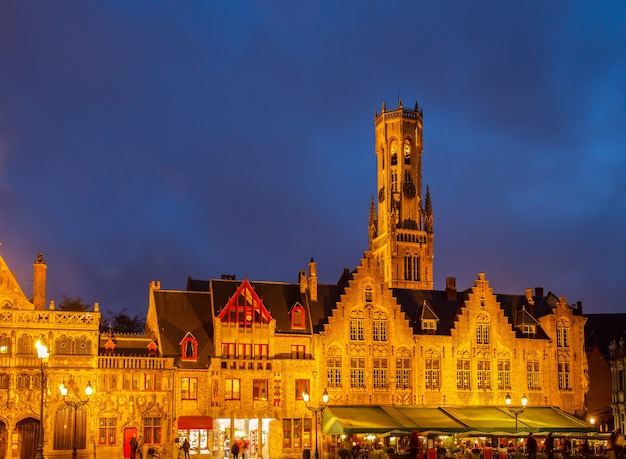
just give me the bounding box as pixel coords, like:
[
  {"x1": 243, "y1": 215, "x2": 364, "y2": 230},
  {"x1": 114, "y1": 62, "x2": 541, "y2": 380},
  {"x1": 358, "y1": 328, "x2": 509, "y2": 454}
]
[
  {"x1": 303, "y1": 388, "x2": 329, "y2": 459},
  {"x1": 35, "y1": 340, "x2": 49, "y2": 459},
  {"x1": 505, "y1": 393, "x2": 528, "y2": 433},
  {"x1": 60, "y1": 380, "x2": 94, "y2": 459}
]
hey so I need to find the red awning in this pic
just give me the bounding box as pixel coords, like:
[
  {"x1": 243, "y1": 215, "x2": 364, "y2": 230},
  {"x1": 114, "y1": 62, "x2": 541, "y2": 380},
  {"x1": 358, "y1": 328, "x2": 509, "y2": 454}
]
[{"x1": 178, "y1": 416, "x2": 213, "y2": 430}]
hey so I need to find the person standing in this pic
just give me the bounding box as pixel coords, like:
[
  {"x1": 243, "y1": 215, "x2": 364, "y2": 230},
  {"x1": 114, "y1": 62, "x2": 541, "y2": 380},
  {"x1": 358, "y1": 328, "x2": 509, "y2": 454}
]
[
  {"x1": 526, "y1": 433, "x2": 538, "y2": 459},
  {"x1": 544, "y1": 433, "x2": 554, "y2": 459},
  {"x1": 130, "y1": 434, "x2": 138, "y2": 459},
  {"x1": 181, "y1": 438, "x2": 191, "y2": 459},
  {"x1": 232, "y1": 440, "x2": 240, "y2": 459}
]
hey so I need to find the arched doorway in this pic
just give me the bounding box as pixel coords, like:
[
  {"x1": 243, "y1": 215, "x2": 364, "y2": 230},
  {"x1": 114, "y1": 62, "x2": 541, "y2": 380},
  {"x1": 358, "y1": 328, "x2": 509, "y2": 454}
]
[
  {"x1": 0, "y1": 421, "x2": 8, "y2": 459},
  {"x1": 16, "y1": 418, "x2": 39, "y2": 459}
]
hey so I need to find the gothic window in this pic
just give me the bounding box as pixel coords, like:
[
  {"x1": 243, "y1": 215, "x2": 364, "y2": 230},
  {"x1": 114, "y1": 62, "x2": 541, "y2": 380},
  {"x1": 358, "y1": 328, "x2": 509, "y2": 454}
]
[
  {"x1": 55, "y1": 335, "x2": 73, "y2": 355},
  {"x1": 404, "y1": 140, "x2": 411, "y2": 164},
  {"x1": 404, "y1": 252, "x2": 420, "y2": 281},
  {"x1": 75, "y1": 336, "x2": 92, "y2": 355},
  {"x1": 0, "y1": 333, "x2": 10, "y2": 354},
  {"x1": 373, "y1": 311, "x2": 387, "y2": 342},
  {"x1": 327, "y1": 346, "x2": 342, "y2": 388},
  {"x1": 557, "y1": 319, "x2": 570, "y2": 348},
  {"x1": 498, "y1": 359, "x2": 511, "y2": 390},
  {"x1": 0, "y1": 373, "x2": 8, "y2": 389},
  {"x1": 16, "y1": 373, "x2": 30, "y2": 390},
  {"x1": 477, "y1": 360, "x2": 491, "y2": 389},
  {"x1": 391, "y1": 142, "x2": 398, "y2": 166},
  {"x1": 558, "y1": 356, "x2": 571, "y2": 390},
  {"x1": 425, "y1": 350, "x2": 440, "y2": 390},
  {"x1": 476, "y1": 314, "x2": 490, "y2": 344},
  {"x1": 17, "y1": 334, "x2": 34, "y2": 354},
  {"x1": 527, "y1": 355, "x2": 541, "y2": 390},
  {"x1": 391, "y1": 170, "x2": 398, "y2": 192}
]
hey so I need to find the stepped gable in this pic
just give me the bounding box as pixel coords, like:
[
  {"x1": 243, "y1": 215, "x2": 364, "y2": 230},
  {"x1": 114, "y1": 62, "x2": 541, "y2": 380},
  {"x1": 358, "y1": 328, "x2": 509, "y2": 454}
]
[{"x1": 151, "y1": 289, "x2": 214, "y2": 368}]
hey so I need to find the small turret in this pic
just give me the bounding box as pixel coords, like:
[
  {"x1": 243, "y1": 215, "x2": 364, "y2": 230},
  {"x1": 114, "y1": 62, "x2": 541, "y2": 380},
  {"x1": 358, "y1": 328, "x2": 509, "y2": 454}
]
[{"x1": 33, "y1": 252, "x2": 47, "y2": 310}]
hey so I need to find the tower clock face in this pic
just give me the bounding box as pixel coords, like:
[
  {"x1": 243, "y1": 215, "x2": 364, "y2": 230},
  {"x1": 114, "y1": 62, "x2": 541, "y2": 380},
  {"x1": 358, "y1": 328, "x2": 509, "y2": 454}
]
[{"x1": 403, "y1": 181, "x2": 416, "y2": 198}]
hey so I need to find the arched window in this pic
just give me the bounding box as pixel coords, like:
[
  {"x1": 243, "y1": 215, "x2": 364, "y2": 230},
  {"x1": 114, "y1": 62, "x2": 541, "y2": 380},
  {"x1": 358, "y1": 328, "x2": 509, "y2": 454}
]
[
  {"x1": 181, "y1": 334, "x2": 198, "y2": 361},
  {"x1": 0, "y1": 333, "x2": 10, "y2": 354},
  {"x1": 404, "y1": 140, "x2": 411, "y2": 164}
]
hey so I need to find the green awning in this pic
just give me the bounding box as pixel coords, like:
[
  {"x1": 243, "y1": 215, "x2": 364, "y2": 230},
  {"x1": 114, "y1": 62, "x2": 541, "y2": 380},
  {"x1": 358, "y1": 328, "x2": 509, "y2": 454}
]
[
  {"x1": 321, "y1": 406, "x2": 403, "y2": 434},
  {"x1": 382, "y1": 407, "x2": 468, "y2": 433},
  {"x1": 320, "y1": 406, "x2": 595, "y2": 435}
]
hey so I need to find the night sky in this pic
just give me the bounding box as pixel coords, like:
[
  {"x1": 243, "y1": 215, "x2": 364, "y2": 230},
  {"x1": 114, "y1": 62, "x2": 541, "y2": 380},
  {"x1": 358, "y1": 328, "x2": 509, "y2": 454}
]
[{"x1": 1, "y1": 2, "x2": 625, "y2": 317}]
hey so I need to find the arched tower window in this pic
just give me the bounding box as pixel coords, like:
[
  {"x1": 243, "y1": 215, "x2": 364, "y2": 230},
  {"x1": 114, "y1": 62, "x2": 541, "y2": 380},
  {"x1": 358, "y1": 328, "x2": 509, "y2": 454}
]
[
  {"x1": 391, "y1": 141, "x2": 398, "y2": 166},
  {"x1": 404, "y1": 140, "x2": 411, "y2": 164}
]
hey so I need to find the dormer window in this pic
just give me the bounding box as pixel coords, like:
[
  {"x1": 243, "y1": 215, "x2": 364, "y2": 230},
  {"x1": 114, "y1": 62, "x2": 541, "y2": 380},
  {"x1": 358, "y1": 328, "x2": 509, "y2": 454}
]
[
  {"x1": 422, "y1": 320, "x2": 437, "y2": 334},
  {"x1": 147, "y1": 340, "x2": 158, "y2": 356},
  {"x1": 180, "y1": 333, "x2": 198, "y2": 361},
  {"x1": 290, "y1": 303, "x2": 305, "y2": 329},
  {"x1": 523, "y1": 324, "x2": 536, "y2": 336}
]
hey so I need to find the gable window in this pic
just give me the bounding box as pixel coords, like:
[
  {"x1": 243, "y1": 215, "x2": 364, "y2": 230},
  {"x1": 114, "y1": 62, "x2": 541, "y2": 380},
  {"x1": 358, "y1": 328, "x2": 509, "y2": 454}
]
[
  {"x1": 476, "y1": 324, "x2": 489, "y2": 344},
  {"x1": 365, "y1": 287, "x2": 372, "y2": 303},
  {"x1": 181, "y1": 334, "x2": 198, "y2": 361},
  {"x1": 181, "y1": 377, "x2": 198, "y2": 400},
  {"x1": 498, "y1": 359, "x2": 511, "y2": 390},
  {"x1": 523, "y1": 324, "x2": 536, "y2": 335},
  {"x1": 253, "y1": 379, "x2": 268, "y2": 401},
  {"x1": 327, "y1": 347, "x2": 342, "y2": 388},
  {"x1": 350, "y1": 355, "x2": 366, "y2": 388},
  {"x1": 424, "y1": 351, "x2": 439, "y2": 390},
  {"x1": 456, "y1": 358, "x2": 470, "y2": 390},
  {"x1": 295, "y1": 379, "x2": 309, "y2": 400},
  {"x1": 527, "y1": 356, "x2": 541, "y2": 390},
  {"x1": 373, "y1": 314, "x2": 387, "y2": 342},
  {"x1": 558, "y1": 357, "x2": 571, "y2": 390},
  {"x1": 557, "y1": 321, "x2": 570, "y2": 348},
  {"x1": 225, "y1": 379, "x2": 240, "y2": 400},
  {"x1": 477, "y1": 359, "x2": 491, "y2": 389},
  {"x1": 350, "y1": 319, "x2": 364, "y2": 341},
  {"x1": 291, "y1": 307, "x2": 305, "y2": 328},
  {"x1": 218, "y1": 280, "x2": 272, "y2": 326}
]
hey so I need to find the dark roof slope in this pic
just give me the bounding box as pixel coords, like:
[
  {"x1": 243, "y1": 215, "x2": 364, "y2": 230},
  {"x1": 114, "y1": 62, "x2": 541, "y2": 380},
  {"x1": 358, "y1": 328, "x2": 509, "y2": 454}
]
[
  {"x1": 152, "y1": 290, "x2": 214, "y2": 368},
  {"x1": 585, "y1": 313, "x2": 626, "y2": 356}
]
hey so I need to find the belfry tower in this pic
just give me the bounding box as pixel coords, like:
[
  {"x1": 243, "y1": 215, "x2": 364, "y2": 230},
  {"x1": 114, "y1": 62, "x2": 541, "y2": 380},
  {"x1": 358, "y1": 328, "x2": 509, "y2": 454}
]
[{"x1": 368, "y1": 99, "x2": 434, "y2": 290}]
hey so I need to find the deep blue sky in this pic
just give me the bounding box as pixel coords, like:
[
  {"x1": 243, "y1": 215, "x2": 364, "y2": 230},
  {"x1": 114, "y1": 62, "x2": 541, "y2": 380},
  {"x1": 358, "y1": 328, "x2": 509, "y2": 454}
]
[{"x1": 1, "y1": 2, "x2": 625, "y2": 317}]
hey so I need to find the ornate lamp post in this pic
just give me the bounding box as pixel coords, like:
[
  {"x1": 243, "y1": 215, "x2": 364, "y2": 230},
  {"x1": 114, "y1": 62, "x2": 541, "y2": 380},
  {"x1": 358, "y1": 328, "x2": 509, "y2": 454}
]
[
  {"x1": 303, "y1": 388, "x2": 329, "y2": 459},
  {"x1": 60, "y1": 380, "x2": 94, "y2": 459},
  {"x1": 35, "y1": 340, "x2": 49, "y2": 459},
  {"x1": 505, "y1": 393, "x2": 528, "y2": 433}
]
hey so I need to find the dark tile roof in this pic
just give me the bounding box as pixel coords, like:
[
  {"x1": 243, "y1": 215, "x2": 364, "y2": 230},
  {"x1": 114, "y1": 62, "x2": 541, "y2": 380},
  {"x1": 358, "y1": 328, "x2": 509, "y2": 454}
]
[
  {"x1": 98, "y1": 333, "x2": 154, "y2": 356},
  {"x1": 152, "y1": 290, "x2": 214, "y2": 368}
]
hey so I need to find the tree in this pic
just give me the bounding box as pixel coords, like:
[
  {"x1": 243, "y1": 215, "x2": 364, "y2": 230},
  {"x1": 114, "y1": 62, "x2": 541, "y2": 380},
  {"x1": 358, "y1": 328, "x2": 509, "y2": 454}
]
[
  {"x1": 57, "y1": 294, "x2": 90, "y2": 311},
  {"x1": 100, "y1": 308, "x2": 145, "y2": 333}
]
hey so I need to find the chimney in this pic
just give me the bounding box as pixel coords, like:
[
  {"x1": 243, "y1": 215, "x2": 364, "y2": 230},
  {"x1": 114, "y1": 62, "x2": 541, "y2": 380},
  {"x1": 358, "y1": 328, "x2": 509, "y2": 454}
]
[
  {"x1": 308, "y1": 258, "x2": 318, "y2": 302},
  {"x1": 299, "y1": 270, "x2": 307, "y2": 294},
  {"x1": 32, "y1": 252, "x2": 47, "y2": 310},
  {"x1": 525, "y1": 288, "x2": 535, "y2": 305},
  {"x1": 445, "y1": 277, "x2": 456, "y2": 300}
]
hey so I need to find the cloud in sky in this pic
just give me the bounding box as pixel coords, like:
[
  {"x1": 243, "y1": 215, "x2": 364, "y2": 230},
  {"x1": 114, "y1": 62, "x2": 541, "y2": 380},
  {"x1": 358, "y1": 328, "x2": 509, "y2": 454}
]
[{"x1": 1, "y1": 1, "x2": 625, "y2": 316}]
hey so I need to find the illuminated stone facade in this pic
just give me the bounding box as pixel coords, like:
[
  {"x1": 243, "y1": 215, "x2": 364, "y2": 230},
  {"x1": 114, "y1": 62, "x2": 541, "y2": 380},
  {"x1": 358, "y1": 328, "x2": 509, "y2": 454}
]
[{"x1": 0, "y1": 100, "x2": 591, "y2": 459}]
